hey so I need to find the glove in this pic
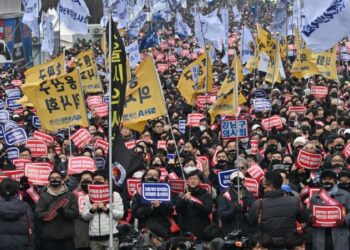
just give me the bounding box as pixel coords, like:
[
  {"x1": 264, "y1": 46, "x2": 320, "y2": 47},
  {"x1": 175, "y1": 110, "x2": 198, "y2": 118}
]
[
  {"x1": 308, "y1": 215, "x2": 317, "y2": 225},
  {"x1": 336, "y1": 219, "x2": 347, "y2": 227}
]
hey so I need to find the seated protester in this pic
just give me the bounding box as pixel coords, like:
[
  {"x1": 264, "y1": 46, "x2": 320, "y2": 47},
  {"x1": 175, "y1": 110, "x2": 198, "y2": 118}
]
[
  {"x1": 217, "y1": 171, "x2": 255, "y2": 235},
  {"x1": 248, "y1": 171, "x2": 304, "y2": 248},
  {"x1": 309, "y1": 170, "x2": 350, "y2": 250},
  {"x1": 82, "y1": 171, "x2": 124, "y2": 250},
  {"x1": 0, "y1": 178, "x2": 34, "y2": 250},
  {"x1": 131, "y1": 168, "x2": 173, "y2": 234},
  {"x1": 338, "y1": 169, "x2": 350, "y2": 192},
  {"x1": 175, "y1": 170, "x2": 213, "y2": 241},
  {"x1": 35, "y1": 170, "x2": 79, "y2": 250}
]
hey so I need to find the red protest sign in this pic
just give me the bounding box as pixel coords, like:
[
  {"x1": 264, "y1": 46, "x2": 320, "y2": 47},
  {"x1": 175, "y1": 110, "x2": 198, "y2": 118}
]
[
  {"x1": 25, "y1": 162, "x2": 52, "y2": 185},
  {"x1": 94, "y1": 139, "x2": 108, "y2": 155},
  {"x1": 261, "y1": 115, "x2": 283, "y2": 131},
  {"x1": 3, "y1": 170, "x2": 24, "y2": 181},
  {"x1": 285, "y1": 94, "x2": 293, "y2": 102},
  {"x1": 25, "y1": 139, "x2": 48, "y2": 158},
  {"x1": 126, "y1": 178, "x2": 141, "y2": 198},
  {"x1": 169, "y1": 179, "x2": 186, "y2": 194},
  {"x1": 343, "y1": 142, "x2": 350, "y2": 159},
  {"x1": 11, "y1": 80, "x2": 22, "y2": 87},
  {"x1": 13, "y1": 159, "x2": 31, "y2": 171},
  {"x1": 93, "y1": 103, "x2": 108, "y2": 118},
  {"x1": 312, "y1": 205, "x2": 343, "y2": 227},
  {"x1": 247, "y1": 164, "x2": 265, "y2": 182},
  {"x1": 196, "y1": 95, "x2": 215, "y2": 109},
  {"x1": 68, "y1": 156, "x2": 96, "y2": 175},
  {"x1": 311, "y1": 86, "x2": 328, "y2": 98},
  {"x1": 75, "y1": 191, "x2": 86, "y2": 214},
  {"x1": 88, "y1": 184, "x2": 109, "y2": 203},
  {"x1": 296, "y1": 150, "x2": 322, "y2": 170},
  {"x1": 157, "y1": 140, "x2": 167, "y2": 150},
  {"x1": 187, "y1": 113, "x2": 205, "y2": 127},
  {"x1": 33, "y1": 131, "x2": 54, "y2": 145},
  {"x1": 250, "y1": 140, "x2": 259, "y2": 154},
  {"x1": 244, "y1": 178, "x2": 259, "y2": 197},
  {"x1": 71, "y1": 128, "x2": 92, "y2": 149},
  {"x1": 288, "y1": 106, "x2": 307, "y2": 114},
  {"x1": 86, "y1": 96, "x2": 102, "y2": 109},
  {"x1": 125, "y1": 140, "x2": 136, "y2": 150}
]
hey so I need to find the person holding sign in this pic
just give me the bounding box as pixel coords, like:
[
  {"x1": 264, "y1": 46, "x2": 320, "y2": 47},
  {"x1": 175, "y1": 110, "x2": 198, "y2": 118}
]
[
  {"x1": 309, "y1": 170, "x2": 350, "y2": 250},
  {"x1": 35, "y1": 170, "x2": 79, "y2": 250},
  {"x1": 217, "y1": 171, "x2": 255, "y2": 235}
]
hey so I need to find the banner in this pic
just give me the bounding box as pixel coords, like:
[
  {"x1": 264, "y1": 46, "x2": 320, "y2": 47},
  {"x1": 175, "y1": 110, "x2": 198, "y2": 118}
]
[
  {"x1": 288, "y1": 106, "x2": 307, "y2": 114},
  {"x1": 126, "y1": 41, "x2": 141, "y2": 68},
  {"x1": 244, "y1": 178, "x2": 259, "y2": 197},
  {"x1": 0, "y1": 125, "x2": 5, "y2": 139},
  {"x1": 71, "y1": 128, "x2": 92, "y2": 149},
  {"x1": 21, "y1": 70, "x2": 89, "y2": 131},
  {"x1": 218, "y1": 169, "x2": 237, "y2": 190},
  {"x1": 74, "y1": 49, "x2": 103, "y2": 93},
  {"x1": 310, "y1": 85, "x2": 328, "y2": 98},
  {"x1": 0, "y1": 110, "x2": 9, "y2": 122},
  {"x1": 265, "y1": 43, "x2": 282, "y2": 84},
  {"x1": 221, "y1": 119, "x2": 249, "y2": 139},
  {"x1": 169, "y1": 179, "x2": 186, "y2": 194},
  {"x1": 25, "y1": 139, "x2": 47, "y2": 158},
  {"x1": 22, "y1": 0, "x2": 41, "y2": 37},
  {"x1": 247, "y1": 164, "x2": 265, "y2": 182},
  {"x1": 122, "y1": 56, "x2": 166, "y2": 132},
  {"x1": 13, "y1": 159, "x2": 31, "y2": 171},
  {"x1": 88, "y1": 184, "x2": 109, "y2": 203},
  {"x1": 296, "y1": 150, "x2": 322, "y2": 170},
  {"x1": 179, "y1": 119, "x2": 186, "y2": 134},
  {"x1": 94, "y1": 139, "x2": 109, "y2": 155},
  {"x1": 25, "y1": 162, "x2": 52, "y2": 185},
  {"x1": 257, "y1": 25, "x2": 276, "y2": 55},
  {"x1": 68, "y1": 156, "x2": 96, "y2": 175},
  {"x1": 187, "y1": 113, "x2": 205, "y2": 127},
  {"x1": 141, "y1": 183, "x2": 171, "y2": 204},
  {"x1": 196, "y1": 95, "x2": 215, "y2": 109},
  {"x1": 86, "y1": 96, "x2": 102, "y2": 109},
  {"x1": 177, "y1": 52, "x2": 213, "y2": 105},
  {"x1": 126, "y1": 178, "x2": 141, "y2": 198},
  {"x1": 176, "y1": 11, "x2": 192, "y2": 38},
  {"x1": 253, "y1": 98, "x2": 271, "y2": 112},
  {"x1": 311, "y1": 48, "x2": 338, "y2": 80},
  {"x1": 41, "y1": 13, "x2": 54, "y2": 56},
  {"x1": 93, "y1": 103, "x2": 108, "y2": 118},
  {"x1": 312, "y1": 205, "x2": 343, "y2": 227},
  {"x1": 6, "y1": 97, "x2": 22, "y2": 110},
  {"x1": 33, "y1": 131, "x2": 54, "y2": 145},
  {"x1": 261, "y1": 115, "x2": 283, "y2": 131},
  {"x1": 24, "y1": 55, "x2": 65, "y2": 84},
  {"x1": 4, "y1": 128, "x2": 27, "y2": 146},
  {"x1": 58, "y1": 0, "x2": 90, "y2": 34}
]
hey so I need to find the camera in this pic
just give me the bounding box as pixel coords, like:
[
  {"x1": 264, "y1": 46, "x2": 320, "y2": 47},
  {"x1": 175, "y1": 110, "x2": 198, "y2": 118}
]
[
  {"x1": 177, "y1": 240, "x2": 195, "y2": 250},
  {"x1": 223, "y1": 229, "x2": 250, "y2": 249},
  {"x1": 117, "y1": 224, "x2": 143, "y2": 250}
]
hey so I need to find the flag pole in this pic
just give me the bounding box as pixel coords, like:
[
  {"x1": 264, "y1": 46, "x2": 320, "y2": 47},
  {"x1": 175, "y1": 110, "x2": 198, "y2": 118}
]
[{"x1": 107, "y1": 10, "x2": 114, "y2": 250}]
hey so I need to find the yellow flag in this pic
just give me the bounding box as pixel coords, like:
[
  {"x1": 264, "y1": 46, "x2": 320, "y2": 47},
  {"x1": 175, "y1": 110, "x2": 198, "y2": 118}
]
[
  {"x1": 177, "y1": 51, "x2": 213, "y2": 105},
  {"x1": 291, "y1": 48, "x2": 319, "y2": 79},
  {"x1": 21, "y1": 70, "x2": 89, "y2": 131},
  {"x1": 24, "y1": 55, "x2": 66, "y2": 84},
  {"x1": 279, "y1": 37, "x2": 287, "y2": 59},
  {"x1": 122, "y1": 56, "x2": 166, "y2": 132},
  {"x1": 16, "y1": 95, "x2": 34, "y2": 107},
  {"x1": 257, "y1": 25, "x2": 276, "y2": 56},
  {"x1": 73, "y1": 49, "x2": 103, "y2": 93},
  {"x1": 265, "y1": 43, "x2": 281, "y2": 84},
  {"x1": 311, "y1": 48, "x2": 338, "y2": 80},
  {"x1": 246, "y1": 53, "x2": 259, "y2": 71}
]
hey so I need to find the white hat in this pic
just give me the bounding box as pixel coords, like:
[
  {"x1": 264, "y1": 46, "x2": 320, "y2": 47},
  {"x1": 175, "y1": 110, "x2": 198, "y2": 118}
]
[
  {"x1": 293, "y1": 136, "x2": 307, "y2": 147},
  {"x1": 344, "y1": 128, "x2": 350, "y2": 136},
  {"x1": 252, "y1": 124, "x2": 261, "y2": 130},
  {"x1": 230, "y1": 171, "x2": 245, "y2": 181}
]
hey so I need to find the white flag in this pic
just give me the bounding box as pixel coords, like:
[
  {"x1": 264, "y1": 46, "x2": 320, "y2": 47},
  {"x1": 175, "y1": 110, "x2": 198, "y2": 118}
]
[
  {"x1": 58, "y1": 0, "x2": 90, "y2": 34},
  {"x1": 201, "y1": 9, "x2": 225, "y2": 51},
  {"x1": 258, "y1": 53, "x2": 270, "y2": 73},
  {"x1": 293, "y1": 0, "x2": 302, "y2": 28},
  {"x1": 271, "y1": 0, "x2": 288, "y2": 36},
  {"x1": 195, "y1": 13, "x2": 205, "y2": 48},
  {"x1": 133, "y1": 0, "x2": 145, "y2": 16},
  {"x1": 232, "y1": 5, "x2": 242, "y2": 22},
  {"x1": 152, "y1": 0, "x2": 167, "y2": 13},
  {"x1": 220, "y1": 8, "x2": 229, "y2": 49},
  {"x1": 181, "y1": 0, "x2": 187, "y2": 8},
  {"x1": 128, "y1": 11, "x2": 148, "y2": 38},
  {"x1": 176, "y1": 12, "x2": 192, "y2": 38},
  {"x1": 302, "y1": 0, "x2": 350, "y2": 52},
  {"x1": 22, "y1": 0, "x2": 41, "y2": 37},
  {"x1": 41, "y1": 13, "x2": 54, "y2": 56},
  {"x1": 111, "y1": 0, "x2": 128, "y2": 29},
  {"x1": 240, "y1": 26, "x2": 255, "y2": 64},
  {"x1": 126, "y1": 41, "x2": 141, "y2": 68}
]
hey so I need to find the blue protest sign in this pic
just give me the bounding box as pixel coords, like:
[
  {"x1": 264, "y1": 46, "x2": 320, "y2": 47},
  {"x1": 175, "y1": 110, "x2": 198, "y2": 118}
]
[
  {"x1": 252, "y1": 89, "x2": 267, "y2": 99},
  {"x1": 32, "y1": 116, "x2": 41, "y2": 128},
  {"x1": 179, "y1": 119, "x2": 186, "y2": 134},
  {"x1": 4, "y1": 120, "x2": 19, "y2": 132},
  {"x1": 141, "y1": 183, "x2": 171, "y2": 204},
  {"x1": 95, "y1": 157, "x2": 106, "y2": 170},
  {"x1": 0, "y1": 100, "x2": 4, "y2": 109},
  {"x1": 4, "y1": 128, "x2": 27, "y2": 146},
  {"x1": 103, "y1": 95, "x2": 109, "y2": 103},
  {"x1": 0, "y1": 124, "x2": 4, "y2": 138},
  {"x1": 221, "y1": 119, "x2": 249, "y2": 140},
  {"x1": 5, "y1": 88, "x2": 21, "y2": 98},
  {"x1": 0, "y1": 110, "x2": 9, "y2": 122},
  {"x1": 218, "y1": 169, "x2": 237, "y2": 191},
  {"x1": 7, "y1": 147, "x2": 19, "y2": 160},
  {"x1": 253, "y1": 98, "x2": 271, "y2": 112},
  {"x1": 6, "y1": 97, "x2": 21, "y2": 110}
]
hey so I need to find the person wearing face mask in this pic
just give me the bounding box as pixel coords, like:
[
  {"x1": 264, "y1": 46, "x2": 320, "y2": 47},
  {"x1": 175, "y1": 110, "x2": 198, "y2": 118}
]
[
  {"x1": 338, "y1": 170, "x2": 350, "y2": 192},
  {"x1": 328, "y1": 153, "x2": 346, "y2": 173},
  {"x1": 175, "y1": 170, "x2": 213, "y2": 245},
  {"x1": 131, "y1": 168, "x2": 173, "y2": 234},
  {"x1": 209, "y1": 150, "x2": 230, "y2": 191},
  {"x1": 308, "y1": 170, "x2": 350, "y2": 250},
  {"x1": 35, "y1": 170, "x2": 79, "y2": 250},
  {"x1": 217, "y1": 171, "x2": 255, "y2": 235},
  {"x1": 226, "y1": 140, "x2": 238, "y2": 164}
]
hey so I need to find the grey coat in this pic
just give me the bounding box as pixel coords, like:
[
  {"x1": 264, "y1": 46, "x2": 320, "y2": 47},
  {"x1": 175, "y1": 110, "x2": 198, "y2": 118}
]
[{"x1": 310, "y1": 187, "x2": 350, "y2": 250}]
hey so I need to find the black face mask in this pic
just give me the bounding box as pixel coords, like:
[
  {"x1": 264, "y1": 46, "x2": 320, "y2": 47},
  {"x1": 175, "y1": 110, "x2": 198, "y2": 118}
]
[
  {"x1": 267, "y1": 144, "x2": 278, "y2": 151},
  {"x1": 338, "y1": 183, "x2": 350, "y2": 191},
  {"x1": 259, "y1": 184, "x2": 264, "y2": 197},
  {"x1": 216, "y1": 160, "x2": 227, "y2": 169},
  {"x1": 181, "y1": 151, "x2": 191, "y2": 158},
  {"x1": 231, "y1": 179, "x2": 244, "y2": 189},
  {"x1": 300, "y1": 126, "x2": 310, "y2": 132},
  {"x1": 227, "y1": 150, "x2": 237, "y2": 159},
  {"x1": 145, "y1": 177, "x2": 158, "y2": 183},
  {"x1": 188, "y1": 186, "x2": 200, "y2": 193},
  {"x1": 322, "y1": 182, "x2": 334, "y2": 191},
  {"x1": 50, "y1": 180, "x2": 62, "y2": 188},
  {"x1": 81, "y1": 181, "x2": 91, "y2": 193},
  {"x1": 167, "y1": 145, "x2": 176, "y2": 153},
  {"x1": 333, "y1": 144, "x2": 344, "y2": 153},
  {"x1": 332, "y1": 164, "x2": 343, "y2": 169},
  {"x1": 271, "y1": 159, "x2": 282, "y2": 166},
  {"x1": 152, "y1": 163, "x2": 162, "y2": 168}
]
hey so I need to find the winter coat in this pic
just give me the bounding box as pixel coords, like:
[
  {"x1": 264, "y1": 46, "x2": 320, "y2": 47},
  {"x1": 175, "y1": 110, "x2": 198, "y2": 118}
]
[
  {"x1": 217, "y1": 188, "x2": 255, "y2": 234},
  {"x1": 73, "y1": 188, "x2": 90, "y2": 249},
  {"x1": 175, "y1": 187, "x2": 213, "y2": 240},
  {"x1": 131, "y1": 192, "x2": 173, "y2": 232},
  {"x1": 35, "y1": 186, "x2": 79, "y2": 240},
  {"x1": 310, "y1": 187, "x2": 350, "y2": 250},
  {"x1": 81, "y1": 191, "x2": 124, "y2": 241},
  {"x1": 248, "y1": 189, "x2": 303, "y2": 248},
  {"x1": 0, "y1": 198, "x2": 34, "y2": 250}
]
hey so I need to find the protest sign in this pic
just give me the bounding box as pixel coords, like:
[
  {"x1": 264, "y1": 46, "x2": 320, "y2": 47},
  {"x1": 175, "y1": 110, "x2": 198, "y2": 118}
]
[
  {"x1": 86, "y1": 95, "x2": 103, "y2": 109},
  {"x1": 68, "y1": 156, "x2": 96, "y2": 175},
  {"x1": 0, "y1": 110, "x2": 9, "y2": 122},
  {"x1": 0, "y1": 124, "x2": 4, "y2": 139},
  {"x1": 157, "y1": 140, "x2": 167, "y2": 150},
  {"x1": 312, "y1": 205, "x2": 343, "y2": 227},
  {"x1": 311, "y1": 86, "x2": 328, "y2": 98},
  {"x1": 126, "y1": 178, "x2": 141, "y2": 198},
  {"x1": 33, "y1": 131, "x2": 55, "y2": 145},
  {"x1": 141, "y1": 183, "x2": 171, "y2": 204},
  {"x1": 3, "y1": 170, "x2": 24, "y2": 182},
  {"x1": 4, "y1": 128, "x2": 27, "y2": 146},
  {"x1": 261, "y1": 115, "x2": 283, "y2": 131},
  {"x1": 93, "y1": 103, "x2": 108, "y2": 118},
  {"x1": 7, "y1": 147, "x2": 19, "y2": 160},
  {"x1": 244, "y1": 178, "x2": 259, "y2": 197},
  {"x1": 32, "y1": 116, "x2": 41, "y2": 128},
  {"x1": 218, "y1": 169, "x2": 237, "y2": 190},
  {"x1": 95, "y1": 157, "x2": 106, "y2": 170},
  {"x1": 252, "y1": 89, "x2": 267, "y2": 99},
  {"x1": 94, "y1": 139, "x2": 108, "y2": 155},
  {"x1": 88, "y1": 185, "x2": 109, "y2": 203},
  {"x1": 25, "y1": 139, "x2": 48, "y2": 158},
  {"x1": 187, "y1": 113, "x2": 205, "y2": 127},
  {"x1": 125, "y1": 140, "x2": 137, "y2": 150},
  {"x1": 0, "y1": 100, "x2": 3, "y2": 109},
  {"x1": 221, "y1": 119, "x2": 249, "y2": 139},
  {"x1": 71, "y1": 128, "x2": 92, "y2": 148},
  {"x1": 13, "y1": 159, "x2": 31, "y2": 171},
  {"x1": 253, "y1": 98, "x2": 271, "y2": 112},
  {"x1": 196, "y1": 95, "x2": 215, "y2": 109},
  {"x1": 76, "y1": 191, "x2": 86, "y2": 214},
  {"x1": 247, "y1": 164, "x2": 265, "y2": 182},
  {"x1": 179, "y1": 119, "x2": 186, "y2": 134},
  {"x1": 11, "y1": 80, "x2": 22, "y2": 86},
  {"x1": 4, "y1": 121, "x2": 19, "y2": 132},
  {"x1": 309, "y1": 188, "x2": 321, "y2": 201},
  {"x1": 5, "y1": 88, "x2": 21, "y2": 98},
  {"x1": 169, "y1": 179, "x2": 186, "y2": 194},
  {"x1": 25, "y1": 162, "x2": 52, "y2": 185},
  {"x1": 6, "y1": 97, "x2": 22, "y2": 110},
  {"x1": 296, "y1": 150, "x2": 322, "y2": 170},
  {"x1": 288, "y1": 106, "x2": 307, "y2": 114}
]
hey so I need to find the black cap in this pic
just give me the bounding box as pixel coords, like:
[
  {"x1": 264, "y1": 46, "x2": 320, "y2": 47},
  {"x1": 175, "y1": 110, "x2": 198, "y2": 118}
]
[
  {"x1": 338, "y1": 169, "x2": 350, "y2": 180},
  {"x1": 320, "y1": 169, "x2": 337, "y2": 181},
  {"x1": 0, "y1": 178, "x2": 18, "y2": 199}
]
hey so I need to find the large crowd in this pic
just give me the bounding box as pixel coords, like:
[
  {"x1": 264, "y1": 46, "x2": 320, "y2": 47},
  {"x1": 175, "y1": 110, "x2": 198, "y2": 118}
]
[{"x1": 0, "y1": 0, "x2": 350, "y2": 250}]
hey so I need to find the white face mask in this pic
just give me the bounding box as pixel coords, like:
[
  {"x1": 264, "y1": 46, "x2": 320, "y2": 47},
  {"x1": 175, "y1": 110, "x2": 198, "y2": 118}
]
[
  {"x1": 132, "y1": 171, "x2": 145, "y2": 179},
  {"x1": 199, "y1": 125, "x2": 206, "y2": 132},
  {"x1": 184, "y1": 166, "x2": 197, "y2": 174}
]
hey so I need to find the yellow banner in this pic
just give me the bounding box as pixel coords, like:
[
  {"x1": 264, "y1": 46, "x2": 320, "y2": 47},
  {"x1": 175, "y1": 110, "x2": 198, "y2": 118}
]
[
  {"x1": 246, "y1": 53, "x2": 259, "y2": 71},
  {"x1": 291, "y1": 48, "x2": 318, "y2": 79},
  {"x1": 122, "y1": 56, "x2": 166, "y2": 132},
  {"x1": 177, "y1": 51, "x2": 213, "y2": 105},
  {"x1": 73, "y1": 49, "x2": 103, "y2": 93},
  {"x1": 265, "y1": 43, "x2": 281, "y2": 84},
  {"x1": 257, "y1": 25, "x2": 276, "y2": 56},
  {"x1": 311, "y1": 48, "x2": 338, "y2": 80},
  {"x1": 21, "y1": 70, "x2": 89, "y2": 131},
  {"x1": 24, "y1": 55, "x2": 66, "y2": 84}
]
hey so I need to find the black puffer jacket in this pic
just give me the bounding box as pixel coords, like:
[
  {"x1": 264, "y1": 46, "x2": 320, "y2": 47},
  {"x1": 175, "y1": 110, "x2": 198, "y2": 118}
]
[{"x1": 0, "y1": 198, "x2": 34, "y2": 250}]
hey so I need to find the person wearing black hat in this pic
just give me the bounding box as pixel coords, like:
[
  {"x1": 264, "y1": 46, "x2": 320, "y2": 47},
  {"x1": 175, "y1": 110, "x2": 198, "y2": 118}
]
[
  {"x1": 338, "y1": 169, "x2": 350, "y2": 192},
  {"x1": 0, "y1": 178, "x2": 34, "y2": 250},
  {"x1": 175, "y1": 170, "x2": 213, "y2": 243},
  {"x1": 309, "y1": 169, "x2": 350, "y2": 250}
]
